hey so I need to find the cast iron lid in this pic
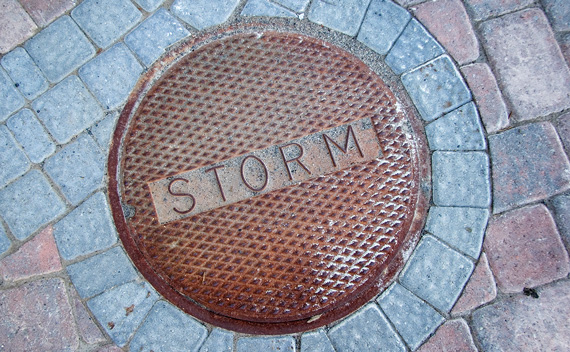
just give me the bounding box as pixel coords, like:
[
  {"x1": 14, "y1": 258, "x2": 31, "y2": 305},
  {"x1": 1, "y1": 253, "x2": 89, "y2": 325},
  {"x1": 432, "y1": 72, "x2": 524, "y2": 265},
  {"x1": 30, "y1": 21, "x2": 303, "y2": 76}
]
[{"x1": 108, "y1": 25, "x2": 429, "y2": 335}]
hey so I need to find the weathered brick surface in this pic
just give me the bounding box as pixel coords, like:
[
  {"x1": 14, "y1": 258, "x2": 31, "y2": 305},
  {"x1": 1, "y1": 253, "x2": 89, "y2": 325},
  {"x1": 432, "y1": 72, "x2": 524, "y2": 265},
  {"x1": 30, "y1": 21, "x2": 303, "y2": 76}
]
[
  {"x1": 357, "y1": 0, "x2": 410, "y2": 55},
  {"x1": 0, "y1": 226, "x2": 62, "y2": 281},
  {"x1": 417, "y1": 319, "x2": 477, "y2": 352},
  {"x1": 1, "y1": 47, "x2": 49, "y2": 100},
  {"x1": 484, "y1": 204, "x2": 570, "y2": 293},
  {"x1": 20, "y1": 0, "x2": 76, "y2": 27},
  {"x1": 412, "y1": 0, "x2": 478, "y2": 65},
  {"x1": 308, "y1": 0, "x2": 370, "y2": 36},
  {"x1": 472, "y1": 280, "x2": 570, "y2": 351},
  {"x1": 542, "y1": 0, "x2": 570, "y2": 32},
  {"x1": 464, "y1": 0, "x2": 533, "y2": 21},
  {"x1": 0, "y1": 278, "x2": 79, "y2": 351},
  {"x1": 451, "y1": 252, "x2": 497, "y2": 314},
  {"x1": 481, "y1": 9, "x2": 570, "y2": 121},
  {"x1": 0, "y1": 67, "x2": 25, "y2": 122},
  {"x1": 7, "y1": 109, "x2": 56, "y2": 164},
  {"x1": 460, "y1": 63, "x2": 509, "y2": 133},
  {"x1": 73, "y1": 294, "x2": 106, "y2": 344},
  {"x1": 557, "y1": 111, "x2": 570, "y2": 154},
  {"x1": 560, "y1": 33, "x2": 570, "y2": 67},
  {"x1": 489, "y1": 122, "x2": 570, "y2": 213},
  {"x1": 0, "y1": 125, "x2": 29, "y2": 189},
  {"x1": 552, "y1": 193, "x2": 570, "y2": 251},
  {"x1": 0, "y1": 0, "x2": 37, "y2": 53}
]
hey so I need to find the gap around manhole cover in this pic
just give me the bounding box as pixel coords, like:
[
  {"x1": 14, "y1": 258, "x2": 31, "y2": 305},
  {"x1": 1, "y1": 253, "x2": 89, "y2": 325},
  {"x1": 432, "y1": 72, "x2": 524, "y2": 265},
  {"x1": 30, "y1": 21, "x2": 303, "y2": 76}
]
[{"x1": 108, "y1": 24, "x2": 430, "y2": 335}]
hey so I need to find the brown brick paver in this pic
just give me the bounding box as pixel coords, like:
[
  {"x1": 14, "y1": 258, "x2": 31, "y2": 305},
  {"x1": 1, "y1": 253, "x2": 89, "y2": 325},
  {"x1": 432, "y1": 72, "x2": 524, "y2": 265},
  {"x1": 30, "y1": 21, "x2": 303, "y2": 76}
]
[
  {"x1": 452, "y1": 253, "x2": 497, "y2": 314},
  {"x1": 412, "y1": 0, "x2": 479, "y2": 65},
  {"x1": 484, "y1": 204, "x2": 570, "y2": 293},
  {"x1": 0, "y1": 226, "x2": 62, "y2": 281},
  {"x1": 472, "y1": 280, "x2": 570, "y2": 351},
  {"x1": 0, "y1": 0, "x2": 37, "y2": 53},
  {"x1": 461, "y1": 63, "x2": 509, "y2": 133},
  {"x1": 19, "y1": 0, "x2": 76, "y2": 27},
  {"x1": 481, "y1": 9, "x2": 570, "y2": 121},
  {"x1": 417, "y1": 319, "x2": 477, "y2": 352},
  {"x1": 464, "y1": 0, "x2": 534, "y2": 21}
]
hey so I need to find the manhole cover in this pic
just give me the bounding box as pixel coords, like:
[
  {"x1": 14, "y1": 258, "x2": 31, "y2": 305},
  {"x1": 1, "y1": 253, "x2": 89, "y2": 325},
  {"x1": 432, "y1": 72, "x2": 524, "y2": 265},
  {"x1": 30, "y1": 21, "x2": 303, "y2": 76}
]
[{"x1": 108, "y1": 27, "x2": 429, "y2": 334}]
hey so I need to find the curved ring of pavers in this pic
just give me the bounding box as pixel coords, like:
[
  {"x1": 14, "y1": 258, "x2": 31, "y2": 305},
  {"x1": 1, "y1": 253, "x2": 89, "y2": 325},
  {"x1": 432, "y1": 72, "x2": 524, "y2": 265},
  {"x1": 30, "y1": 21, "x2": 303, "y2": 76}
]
[{"x1": 0, "y1": 0, "x2": 491, "y2": 351}]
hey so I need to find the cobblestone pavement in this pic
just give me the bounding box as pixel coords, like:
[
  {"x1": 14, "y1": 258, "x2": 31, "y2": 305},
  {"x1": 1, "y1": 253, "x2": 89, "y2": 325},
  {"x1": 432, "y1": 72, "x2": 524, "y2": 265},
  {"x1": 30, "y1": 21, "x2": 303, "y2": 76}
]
[{"x1": 0, "y1": 0, "x2": 569, "y2": 351}]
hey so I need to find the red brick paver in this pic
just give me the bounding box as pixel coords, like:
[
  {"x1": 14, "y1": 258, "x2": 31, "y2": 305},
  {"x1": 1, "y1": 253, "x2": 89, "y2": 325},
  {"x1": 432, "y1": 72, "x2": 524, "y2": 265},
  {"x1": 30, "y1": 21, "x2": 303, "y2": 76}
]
[
  {"x1": 452, "y1": 253, "x2": 497, "y2": 314},
  {"x1": 472, "y1": 280, "x2": 570, "y2": 351},
  {"x1": 412, "y1": 0, "x2": 479, "y2": 65},
  {"x1": 484, "y1": 204, "x2": 570, "y2": 293},
  {"x1": 461, "y1": 63, "x2": 509, "y2": 133},
  {"x1": 464, "y1": 0, "x2": 534, "y2": 21},
  {"x1": 0, "y1": 0, "x2": 37, "y2": 53},
  {"x1": 73, "y1": 293, "x2": 106, "y2": 344},
  {"x1": 0, "y1": 226, "x2": 62, "y2": 281},
  {"x1": 481, "y1": 9, "x2": 570, "y2": 121},
  {"x1": 417, "y1": 319, "x2": 477, "y2": 352},
  {"x1": 0, "y1": 278, "x2": 78, "y2": 351},
  {"x1": 19, "y1": 0, "x2": 76, "y2": 27}
]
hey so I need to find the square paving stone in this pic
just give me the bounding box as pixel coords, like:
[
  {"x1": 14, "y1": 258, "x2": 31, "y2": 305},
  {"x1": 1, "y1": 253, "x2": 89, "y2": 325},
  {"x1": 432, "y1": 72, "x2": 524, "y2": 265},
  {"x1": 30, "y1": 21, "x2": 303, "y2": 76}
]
[
  {"x1": 237, "y1": 336, "x2": 296, "y2": 352},
  {"x1": 329, "y1": 304, "x2": 406, "y2": 352},
  {"x1": 72, "y1": 0, "x2": 142, "y2": 49},
  {"x1": 198, "y1": 329, "x2": 233, "y2": 352},
  {"x1": 125, "y1": 9, "x2": 190, "y2": 67},
  {"x1": 432, "y1": 151, "x2": 491, "y2": 208},
  {"x1": 489, "y1": 122, "x2": 570, "y2": 214},
  {"x1": 484, "y1": 204, "x2": 570, "y2": 293},
  {"x1": 385, "y1": 19, "x2": 444, "y2": 75},
  {"x1": 400, "y1": 235, "x2": 474, "y2": 312},
  {"x1": 378, "y1": 283, "x2": 444, "y2": 350},
  {"x1": 481, "y1": 9, "x2": 570, "y2": 120},
  {"x1": 0, "y1": 0, "x2": 37, "y2": 53},
  {"x1": 241, "y1": 0, "x2": 297, "y2": 18},
  {"x1": 426, "y1": 102, "x2": 486, "y2": 151},
  {"x1": 0, "y1": 169, "x2": 65, "y2": 241},
  {"x1": 1, "y1": 47, "x2": 48, "y2": 100},
  {"x1": 44, "y1": 133, "x2": 105, "y2": 205},
  {"x1": 33, "y1": 75, "x2": 103, "y2": 144},
  {"x1": 357, "y1": 0, "x2": 410, "y2": 55},
  {"x1": 24, "y1": 16, "x2": 95, "y2": 83},
  {"x1": 7, "y1": 109, "x2": 56, "y2": 163},
  {"x1": 401, "y1": 55, "x2": 471, "y2": 121},
  {"x1": 87, "y1": 281, "x2": 159, "y2": 347},
  {"x1": 20, "y1": 0, "x2": 76, "y2": 27},
  {"x1": 308, "y1": 0, "x2": 371, "y2": 36},
  {"x1": 425, "y1": 206, "x2": 489, "y2": 259},
  {"x1": 464, "y1": 0, "x2": 533, "y2": 21},
  {"x1": 0, "y1": 67, "x2": 25, "y2": 122},
  {"x1": 171, "y1": 0, "x2": 240, "y2": 30},
  {"x1": 79, "y1": 43, "x2": 143, "y2": 110},
  {"x1": 54, "y1": 192, "x2": 117, "y2": 261},
  {"x1": 274, "y1": 0, "x2": 309, "y2": 12},
  {"x1": 67, "y1": 246, "x2": 138, "y2": 298},
  {"x1": 89, "y1": 111, "x2": 119, "y2": 153},
  {"x1": 301, "y1": 329, "x2": 335, "y2": 352},
  {"x1": 0, "y1": 125, "x2": 30, "y2": 188},
  {"x1": 0, "y1": 223, "x2": 10, "y2": 256},
  {"x1": 130, "y1": 301, "x2": 208, "y2": 352},
  {"x1": 134, "y1": 0, "x2": 164, "y2": 12}
]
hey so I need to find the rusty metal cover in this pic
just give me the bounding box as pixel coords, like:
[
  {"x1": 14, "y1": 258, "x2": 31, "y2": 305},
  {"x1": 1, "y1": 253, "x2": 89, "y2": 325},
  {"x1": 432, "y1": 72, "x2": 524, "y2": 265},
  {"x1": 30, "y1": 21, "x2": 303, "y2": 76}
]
[{"x1": 109, "y1": 27, "x2": 429, "y2": 335}]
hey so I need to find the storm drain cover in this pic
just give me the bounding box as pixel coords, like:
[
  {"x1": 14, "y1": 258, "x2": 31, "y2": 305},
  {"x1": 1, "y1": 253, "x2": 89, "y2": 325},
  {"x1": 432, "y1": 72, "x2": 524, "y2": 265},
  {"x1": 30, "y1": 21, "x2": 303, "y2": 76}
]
[{"x1": 109, "y1": 28, "x2": 429, "y2": 334}]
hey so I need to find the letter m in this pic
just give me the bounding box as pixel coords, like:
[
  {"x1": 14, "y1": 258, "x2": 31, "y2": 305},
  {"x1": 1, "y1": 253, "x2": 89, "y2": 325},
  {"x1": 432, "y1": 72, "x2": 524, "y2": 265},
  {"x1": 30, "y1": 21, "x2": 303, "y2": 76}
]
[{"x1": 322, "y1": 125, "x2": 364, "y2": 168}]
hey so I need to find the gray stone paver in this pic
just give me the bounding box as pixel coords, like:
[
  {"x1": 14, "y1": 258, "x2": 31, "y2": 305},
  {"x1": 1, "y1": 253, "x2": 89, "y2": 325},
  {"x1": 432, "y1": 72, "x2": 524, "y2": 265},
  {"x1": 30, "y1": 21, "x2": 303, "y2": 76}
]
[
  {"x1": 129, "y1": 300, "x2": 208, "y2": 352},
  {"x1": 0, "y1": 224, "x2": 10, "y2": 256},
  {"x1": 385, "y1": 19, "x2": 444, "y2": 75},
  {"x1": 171, "y1": 0, "x2": 240, "y2": 30},
  {"x1": 0, "y1": 125, "x2": 30, "y2": 188},
  {"x1": 275, "y1": 0, "x2": 310, "y2": 12},
  {"x1": 378, "y1": 283, "x2": 444, "y2": 350},
  {"x1": 542, "y1": 0, "x2": 570, "y2": 32},
  {"x1": 400, "y1": 235, "x2": 474, "y2": 312},
  {"x1": 7, "y1": 109, "x2": 56, "y2": 164},
  {"x1": 24, "y1": 16, "x2": 95, "y2": 83},
  {"x1": 300, "y1": 329, "x2": 335, "y2": 352},
  {"x1": 90, "y1": 111, "x2": 119, "y2": 153},
  {"x1": 402, "y1": 55, "x2": 471, "y2": 121},
  {"x1": 552, "y1": 193, "x2": 570, "y2": 250},
  {"x1": 357, "y1": 0, "x2": 411, "y2": 55},
  {"x1": 308, "y1": 0, "x2": 371, "y2": 36},
  {"x1": 67, "y1": 246, "x2": 139, "y2": 298},
  {"x1": 72, "y1": 0, "x2": 142, "y2": 49},
  {"x1": 425, "y1": 206, "x2": 489, "y2": 259},
  {"x1": 32, "y1": 75, "x2": 103, "y2": 144},
  {"x1": 425, "y1": 102, "x2": 486, "y2": 151},
  {"x1": 87, "y1": 281, "x2": 159, "y2": 347},
  {"x1": 0, "y1": 169, "x2": 65, "y2": 241},
  {"x1": 125, "y1": 9, "x2": 190, "y2": 67},
  {"x1": 53, "y1": 192, "x2": 117, "y2": 261},
  {"x1": 198, "y1": 328, "x2": 233, "y2": 352},
  {"x1": 44, "y1": 133, "x2": 105, "y2": 205},
  {"x1": 134, "y1": 0, "x2": 165, "y2": 12},
  {"x1": 1, "y1": 47, "x2": 48, "y2": 100},
  {"x1": 432, "y1": 151, "x2": 491, "y2": 208},
  {"x1": 0, "y1": 67, "x2": 25, "y2": 122},
  {"x1": 242, "y1": 0, "x2": 297, "y2": 18},
  {"x1": 79, "y1": 43, "x2": 143, "y2": 110},
  {"x1": 236, "y1": 336, "x2": 296, "y2": 352},
  {"x1": 329, "y1": 304, "x2": 406, "y2": 352}
]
